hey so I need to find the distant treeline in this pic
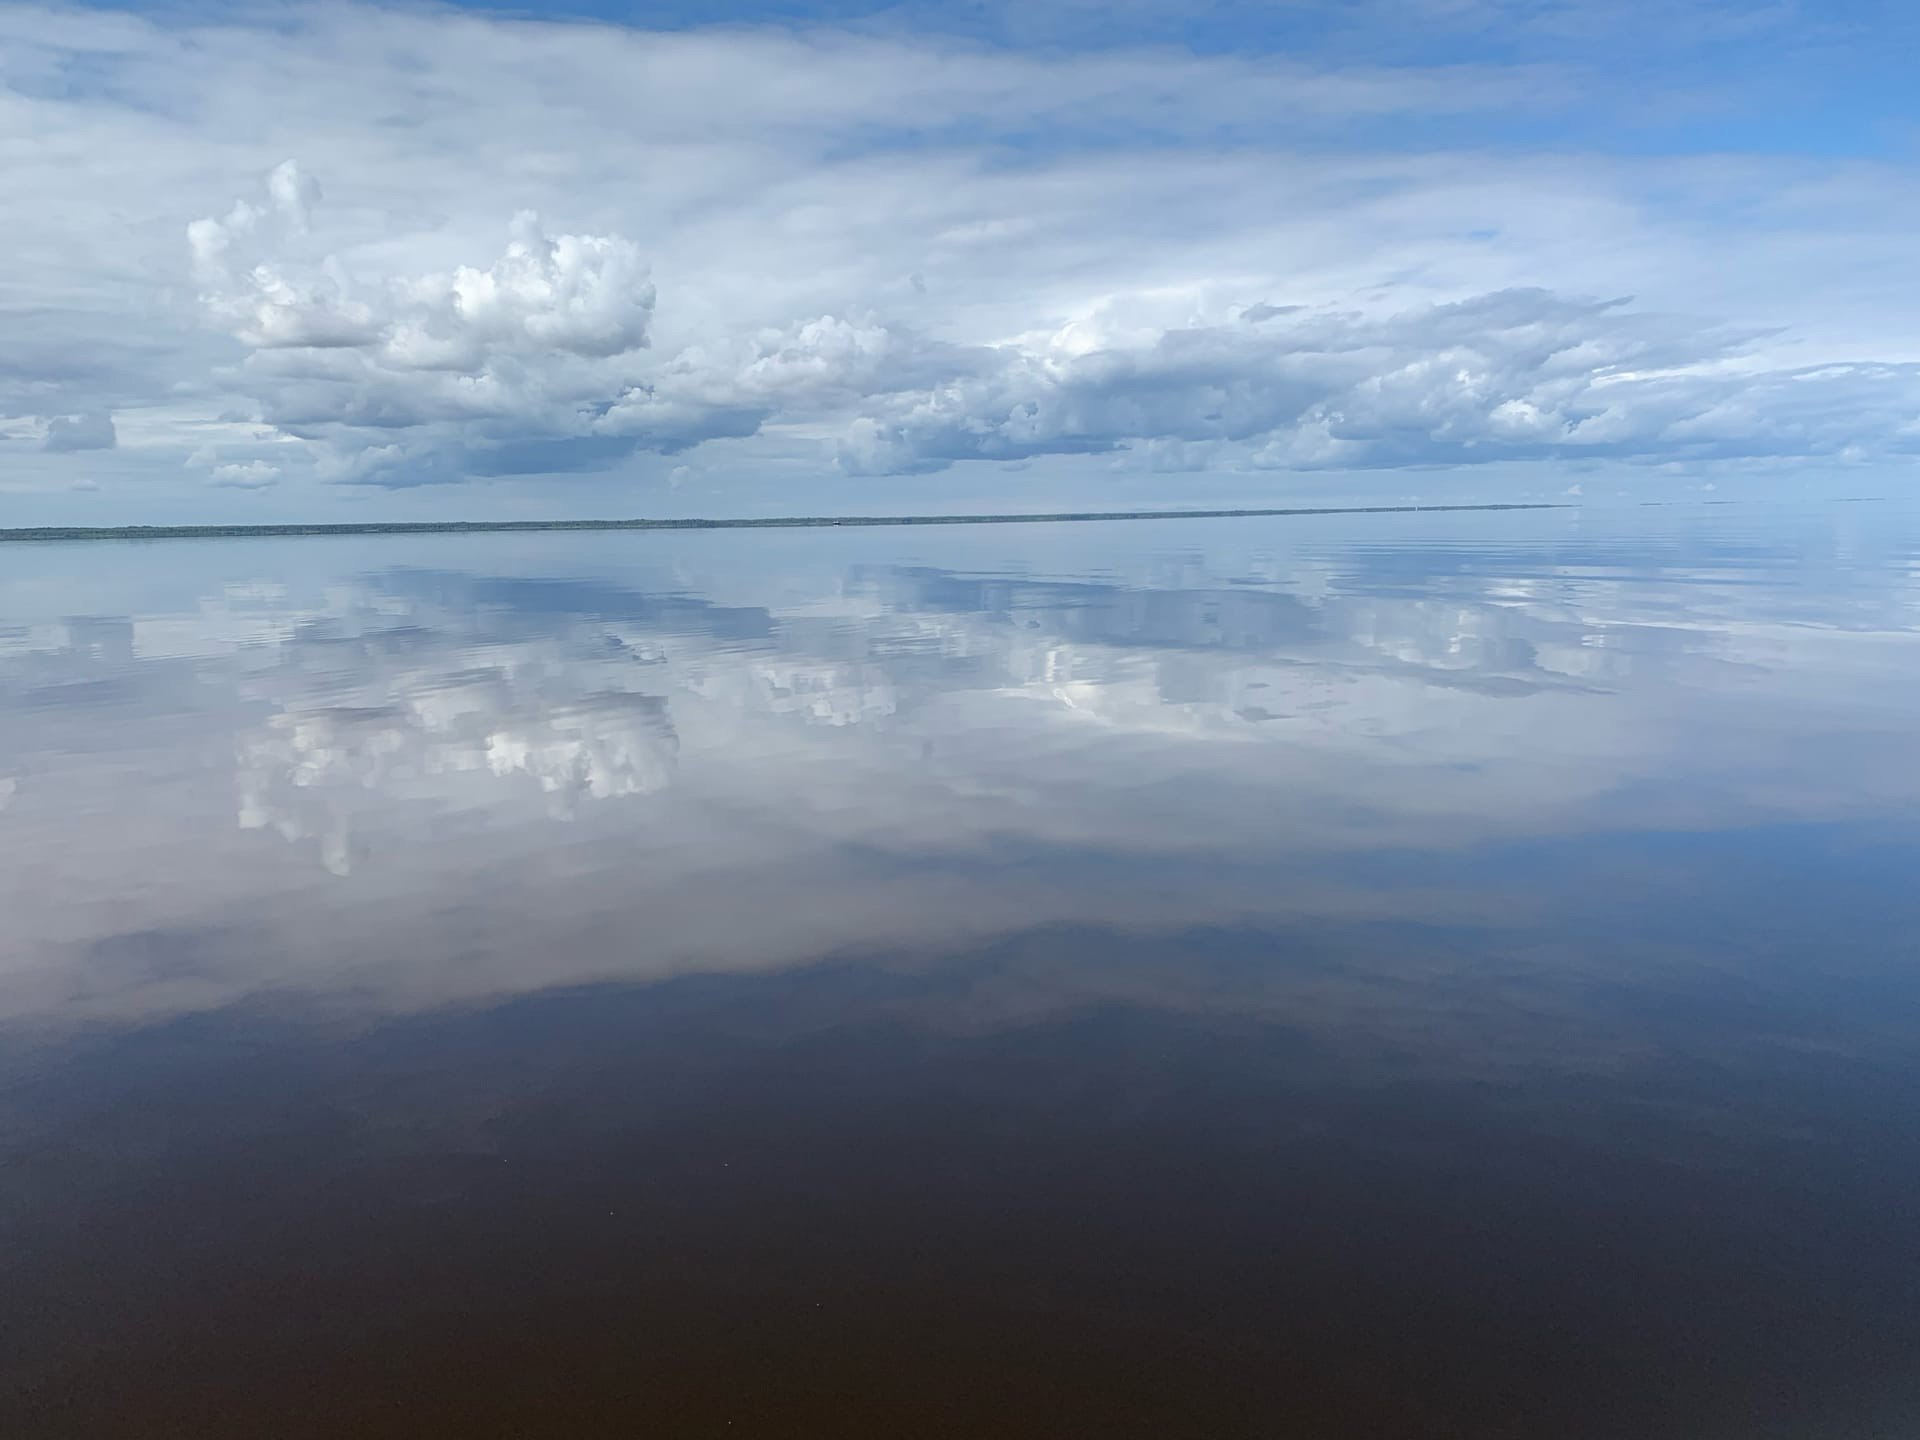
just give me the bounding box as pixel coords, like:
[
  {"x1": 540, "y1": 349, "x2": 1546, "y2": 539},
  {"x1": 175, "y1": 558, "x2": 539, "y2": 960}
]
[{"x1": 0, "y1": 503, "x2": 1564, "y2": 544}]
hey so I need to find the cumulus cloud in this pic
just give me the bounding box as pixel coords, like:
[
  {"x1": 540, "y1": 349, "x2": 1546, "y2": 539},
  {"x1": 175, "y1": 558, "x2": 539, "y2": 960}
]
[
  {"x1": 591, "y1": 314, "x2": 976, "y2": 453},
  {"x1": 189, "y1": 159, "x2": 1920, "y2": 490},
  {"x1": 42, "y1": 410, "x2": 117, "y2": 452},
  {"x1": 186, "y1": 167, "x2": 991, "y2": 488},
  {"x1": 208, "y1": 461, "x2": 281, "y2": 489},
  {"x1": 837, "y1": 290, "x2": 1920, "y2": 475},
  {"x1": 191, "y1": 165, "x2": 654, "y2": 360},
  {"x1": 191, "y1": 168, "x2": 664, "y2": 486}
]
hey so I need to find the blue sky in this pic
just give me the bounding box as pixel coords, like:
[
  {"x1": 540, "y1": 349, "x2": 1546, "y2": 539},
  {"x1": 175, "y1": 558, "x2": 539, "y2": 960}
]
[{"x1": 3, "y1": 0, "x2": 1917, "y2": 523}]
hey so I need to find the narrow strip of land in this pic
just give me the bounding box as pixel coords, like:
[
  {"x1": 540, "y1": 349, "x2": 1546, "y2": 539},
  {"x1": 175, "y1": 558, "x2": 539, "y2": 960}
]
[{"x1": 0, "y1": 502, "x2": 1564, "y2": 544}]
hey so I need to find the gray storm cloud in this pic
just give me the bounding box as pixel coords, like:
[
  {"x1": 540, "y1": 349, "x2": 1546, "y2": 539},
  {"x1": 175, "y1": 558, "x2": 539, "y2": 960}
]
[{"x1": 42, "y1": 410, "x2": 118, "y2": 453}]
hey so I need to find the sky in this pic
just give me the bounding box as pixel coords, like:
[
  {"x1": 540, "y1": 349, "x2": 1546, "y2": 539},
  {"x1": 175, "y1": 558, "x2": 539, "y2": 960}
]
[{"x1": 2, "y1": 0, "x2": 1917, "y2": 524}]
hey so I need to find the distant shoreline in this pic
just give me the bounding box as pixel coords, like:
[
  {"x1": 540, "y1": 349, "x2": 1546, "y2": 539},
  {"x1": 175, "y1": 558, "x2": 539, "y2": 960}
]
[{"x1": 0, "y1": 502, "x2": 1566, "y2": 544}]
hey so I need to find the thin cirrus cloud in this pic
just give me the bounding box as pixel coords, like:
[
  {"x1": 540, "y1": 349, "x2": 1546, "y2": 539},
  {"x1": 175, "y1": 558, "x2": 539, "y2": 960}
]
[{"x1": 1, "y1": 0, "x2": 1917, "y2": 515}]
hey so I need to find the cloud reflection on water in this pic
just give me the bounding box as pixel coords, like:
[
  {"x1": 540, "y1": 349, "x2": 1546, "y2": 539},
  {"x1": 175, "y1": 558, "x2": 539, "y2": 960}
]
[{"x1": 1, "y1": 508, "x2": 1917, "y2": 1036}]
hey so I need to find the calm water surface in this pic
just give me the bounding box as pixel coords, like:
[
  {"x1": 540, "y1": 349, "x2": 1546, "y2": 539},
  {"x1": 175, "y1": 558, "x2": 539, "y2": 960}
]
[{"x1": 2, "y1": 504, "x2": 1918, "y2": 1437}]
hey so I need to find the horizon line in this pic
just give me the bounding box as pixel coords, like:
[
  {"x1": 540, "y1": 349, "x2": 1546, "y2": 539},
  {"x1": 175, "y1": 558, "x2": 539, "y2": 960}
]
[{"x1": 0, "y1": 502, "x2": 1569, "y2": 544}]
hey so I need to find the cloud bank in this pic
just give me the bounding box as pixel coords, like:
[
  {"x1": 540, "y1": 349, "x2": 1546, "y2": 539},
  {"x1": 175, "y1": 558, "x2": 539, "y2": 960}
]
[{"x1": 3, "y1": 2, "x2": 1918, "y2": 514}]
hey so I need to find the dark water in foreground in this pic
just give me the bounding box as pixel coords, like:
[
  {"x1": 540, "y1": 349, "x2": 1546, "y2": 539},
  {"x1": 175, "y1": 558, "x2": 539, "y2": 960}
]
[{"x1": 2, "y1": 504, "x2": 1918, "y2": 1438}]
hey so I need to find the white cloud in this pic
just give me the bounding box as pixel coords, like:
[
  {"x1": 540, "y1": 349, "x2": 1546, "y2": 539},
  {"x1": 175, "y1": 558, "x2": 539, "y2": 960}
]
[
  {"x1": 183, "y1": 165, "x2": 997, "y2": 487},
  {"x1": 837, "y1": 290, "x2": 1920, "y2": 474},
  {"x1": 208, "y1": 461, "x2": 281, "y2": 489},
  {"x1": 192, "y1": 172, "x2": 1920, "y2": 488},
  {"x1": 188, "y1": 169, "x2": 665, "y2": 486}
]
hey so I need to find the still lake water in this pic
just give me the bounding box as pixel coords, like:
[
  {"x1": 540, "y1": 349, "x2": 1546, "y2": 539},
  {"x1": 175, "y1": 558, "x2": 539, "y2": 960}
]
[{"x1": 2, "y1": 503, "x2": 1918, "y2": 1438}]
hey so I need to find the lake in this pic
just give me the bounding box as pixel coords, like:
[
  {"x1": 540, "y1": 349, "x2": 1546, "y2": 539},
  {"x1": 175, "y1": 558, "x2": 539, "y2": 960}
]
[{"x1": 3, "y1": 502, "x2": 1918, "y2": 1437}]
